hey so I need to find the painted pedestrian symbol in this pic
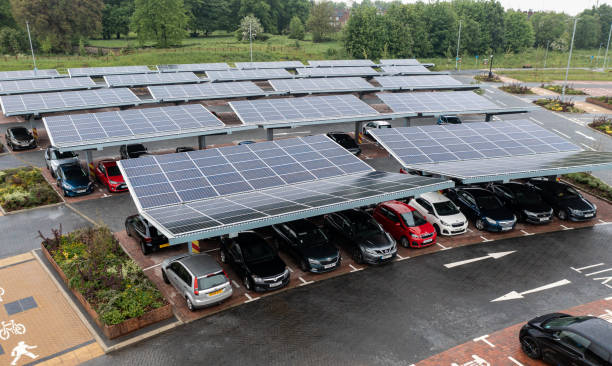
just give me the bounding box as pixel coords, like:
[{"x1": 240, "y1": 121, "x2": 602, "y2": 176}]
[
  {"x1": 10, "y1": 341, "x2": 38, "y2": 365},
  {"x1": 451, "y1": 355, "x2": 490, "y2": 366},
  {"x1": 0, "y1": 320, "x2": 26, "y2": 340}
]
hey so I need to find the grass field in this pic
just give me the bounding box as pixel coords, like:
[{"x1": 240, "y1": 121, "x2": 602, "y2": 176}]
[{"x1": 499, "y1": 69, "x2": 612, "y2": 82}]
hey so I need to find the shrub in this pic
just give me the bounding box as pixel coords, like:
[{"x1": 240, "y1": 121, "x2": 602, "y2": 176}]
[
  {"x1": 533, "y1": 97, "x2": 584, "y2": 113},
  {"x1": 499, "y1": 83, "x2": 533, "y2": 94},
  {"x1": 0, "y1": 27, "x2": 29, "y2": 55},
  {"x1": 564, "y1": 173, "x2": 612, "y2": 201},
  {"x1": 474, "y1": 73, "x2": 501, "y2": 82},
  {"x1": 288, "y1": 16, "x2": 305, "y2": 41},
  {"x1": 589, "y1": 116, "x2": 612, "y2": 135},
  {"x1": 0, "y1": 166, "x2": 61, "y2": 211},
  {"x1": 541, "y1": 84, "x2": 586, "y2": 95}
]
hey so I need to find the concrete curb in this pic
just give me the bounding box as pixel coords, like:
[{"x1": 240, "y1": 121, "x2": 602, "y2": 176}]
[
  {"x1": 561, "y1": 178, "x2": 612, "y2": 205},
  {"x1": 586, "y1": 124, "x2": 612, "y2": 140},
  {"x1": 3, "y1": 201, "x2": 64, "y2": 215}
]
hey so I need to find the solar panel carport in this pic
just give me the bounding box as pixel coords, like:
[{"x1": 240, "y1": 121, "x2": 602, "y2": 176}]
[
  {"x1": 374, "y1": 76, "x2": 477, "y2": 91},
  {"x1": 118, "y1": 135, "x2": 454, "y2": 245},
  {"x1": 148, "y1": 81, "x2": 279, "y2": 102},
  {"x1": 68, "y1": 66, "x2": 155, "y2": 77},
  {"x1": 234, "y1": 61, "x2": 305, "y2": 69},
  {"x1": 0, "y1": 69, "x2": 63, "y2": 81},
  {"x1": 0, "y1": 77, "x2": 100, "y2": 95},
  {"x1": 157, "y1": 63, "x2": 231, "y2": 73},
  {"x1": 104, "y1": 72, "x2": 202, "y2": 88},
  {"x1": 381, "y1": 65, "x2": 447, "y2": 75},
  {"x1": 269, "y1": 77, "x2": 381, "y2": 94}
]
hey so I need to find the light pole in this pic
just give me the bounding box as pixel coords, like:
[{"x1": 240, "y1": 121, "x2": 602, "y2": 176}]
[
  {"x1": 562, "y1": 17, "x2": 577, "y2": 102},
  {"x1": 597, "y1": 43, "x2": 603, "y2": 68},
  {"x1": 455, "y1": 20, "x2": 462, "y2": 71},
  {"x1": 544, "y1": 40, "x2": 550, "y2": 68},
  {"x1": 488, "y1": 54, "x2": 494, "y2": 79},
  {"x1": 604, "y1": 23, "x2": 612, "y2": 70},
  {"x1": 25, "y1": 21, "x2": 37, "y2": 73},
  {"x1": 249, "y1": 21, "x2": 253, "y2": 63}
]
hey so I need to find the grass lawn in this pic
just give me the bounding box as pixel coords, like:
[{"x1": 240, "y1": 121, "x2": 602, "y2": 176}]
[
  {"x1": 0, "y1": 166, "x2": 61, "y2": 212},
  {"x1": 499, "y1": 69, "x2": 612, "y2": 82}
]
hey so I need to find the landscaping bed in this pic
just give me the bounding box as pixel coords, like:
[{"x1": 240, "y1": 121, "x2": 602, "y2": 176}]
[
  {"x1": 474, "y1": 73, "x2": 501, "y2": 82},
  {"x1": 0, "y1": 166, "x2": 61, "y2": 212},
  {"x1": 41, "y1": 226, "x2": 172, "y2": 339},
  {"x1": 533, "y1": 98, "x2": 584, "y2": 113},
  {"x1": 588, "y1": 116, "x2": 612, "y2": 136},
  {"x1": 541, "y1": 84, "x2": 586, "y2": 95},
  {"x1": 586, "y1": 96, "x2": 612, "y2": 111},
  {"x1": 563, "y1": 173, "x2": 612, "y2": 202},
  {"x1": 499, "y1": 83, "x2": 533, "y2": 94}
]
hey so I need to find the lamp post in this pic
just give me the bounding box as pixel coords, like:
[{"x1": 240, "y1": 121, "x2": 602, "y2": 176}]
[
  {"x1": 488, "y1": 54, "x2": 494, "y2": 79},
  {"x1": 604, "y1": 23, "x2": 612, "y2": 70},
  {"x1": 455, "y1": 20, "x2": 462, "y2": 71},
  {"x1": 249, "y1": 21, "x2": 253, "y2": 63},
  {"x1": 562, "y1": 17, "x2": 577, "y2": 102},
  {"x1": 543, "y1": 40, "x2": 550, "y2": 68},
  {"x1": 26, "y1": 21, "x2": 37, "y2": 73},
  {"x1": 597, "y1": 43, "x2": 603, "y2": 68}
]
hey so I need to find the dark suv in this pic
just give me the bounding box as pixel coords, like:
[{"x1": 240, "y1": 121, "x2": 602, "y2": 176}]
[
  {"x1": 125, "y1": 214, "x2": 170, "y2": 255},
  {"x1": 5, "y1": 127, "x2": 36, "y2": 150},
  {"x1": 446, "y1": 187, "x2": 517, "y2": 232},
  {"x1": 527, "y1": 179, "x2": 596, "y2": 221},
  {"x1": 488, "y1": 182, "x2": 553, "y2": 224},
  {"x1": 326, "y1": 132, "x2": 361, "y2": 155},
  {"x1": 219, "y1": 231, "x2": 290, "y2": 292},
  {"x1": 120, "y1": 144, "x2": 149, "y2": 159}
]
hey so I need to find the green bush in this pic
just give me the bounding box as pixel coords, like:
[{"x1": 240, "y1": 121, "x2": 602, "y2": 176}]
[
  {"x1": 0, "y1": 27, "x2": 29, "y2": 55},
  {"x1": 288, "y1": 16, "x2": 305, "y2": 41},
  {"x1": 564, "y1": 173, "x2": 612, "y2": 201},
  {"x1": 0, "y1": 167, "x2": 61, "y2": 211},
  {"x1": 541, "y1": 84, "x2": 586, "y2": 95},
  {"x1": 499, "y1": 83, "x2": 533, "y2": 94}
]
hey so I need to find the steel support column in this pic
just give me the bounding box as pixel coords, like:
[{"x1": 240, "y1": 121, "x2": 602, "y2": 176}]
[
  {"x1": 85, "y1": 150, "x2": 94, "y2": 179},
  {"x1": 267, "y1": 128, "x2": 274, "y2": 141},
  {"x1": 405, "y1": 117, "x2": 411, "y2": 127},
  {"x1": 198, "y1": 135, "x2": 206, "y2": 150},
  {"x1": 485, "y1": 114, "x2": 492, "y2": 122},
  {"x1": 354, "y1": 121, "x2": 361, "y2": 142}
]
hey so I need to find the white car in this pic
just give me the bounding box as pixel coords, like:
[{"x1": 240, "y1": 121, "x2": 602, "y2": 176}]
[
  {"x1": 362, "y1": 120, "x2": 392, "y2": 138},
  {"x1": 409, "y1": 192, "x2": 468, "y2": 236},
  {"x1": 44, "y1": 147, "x2": 79, "y2": 178}
]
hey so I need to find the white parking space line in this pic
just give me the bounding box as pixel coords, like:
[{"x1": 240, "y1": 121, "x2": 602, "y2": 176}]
[
  {"x1": 480, "y1": 236, "x2": 492, "y2": 242},
  {"x1": 143, "y1": 263, "x2": 162, "y2": 271},
  {"x1": 298, "y1": 276, "x2": 314, "y2": 286},
  {"x1": 473, "y1": 334, "x2": 495, "y2": 348},
  {"x1": 466, "y1": 228, "x2": 474, "y2": 233},
  {"x1": 437, "y1": 242, "x2": 450, "y2": 250},
  {"x1": 231, "y1": 280, "x2": 240, "y2": 288},
  {"x1": 287, "y1": 267, "x2": 294, "y2": 273},
  {"x1": 349, "y1": 264, "x2": 363, "y2": 272},
  {"x1": 244, "y1": 293, "x2": 259, "y2": 302},
  {"x1": 586, "y1": 268, "x2": 612, "y2": 277},
  {"x1": 496, "y1": 100, "x2": 507, "y2": 106},
  {"x1": 576, "y1": 131, "x2": 596, "y2": 141},
  {"x1": 606, "y1": 296, "x2": 612, "y2": 300},
  {"x1": 595, "y1": 221, "x2": 612, "y2": 226},
  {"x1": 528, "y1": 117, "x2": 544, "y2": 125},
  {"x1": 395, "y1": 254, "x2": 410, "y2": 261},
  {"x1": 571, "y1": 263, "x2": 605, "y2": 273},
  {"x1": 520, "y1": 229, "x2": 534, "y2": 236},
  {"x1": 204, "y1": 248, "x2": 219, "y2": 253},
  {"x1": 508, "y1": 356, "x2": 525, "y2": 365},
  {"x1": 551, "y1": 128, "x2": 571, "y2": 139},
  {"x1": 599, "y1": 219, "x2": 606, "y2": 223},
  {"x1": 560, "y1": 224, "x2": 573, "y2": 230},
  {"x1": 581, "y1": 143, "x2": 597, "y2": 151}
]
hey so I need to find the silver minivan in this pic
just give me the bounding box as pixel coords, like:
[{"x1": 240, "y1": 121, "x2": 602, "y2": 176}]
[{"x1": 161, "y1": 253, "x2": 233, "y2": 311}]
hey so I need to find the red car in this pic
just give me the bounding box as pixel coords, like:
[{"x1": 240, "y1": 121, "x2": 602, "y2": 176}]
[
  {"x1": 372, "y1": 201, "x2": 437, "y2": 248},
  {"x1": 95, "y1": 160, "x2": 128, "y2": 192}
]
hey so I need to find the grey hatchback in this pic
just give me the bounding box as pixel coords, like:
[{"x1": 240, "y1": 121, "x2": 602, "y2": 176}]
[{"x1": 161, "y1": 253, "x2": 233, "y2": 311}]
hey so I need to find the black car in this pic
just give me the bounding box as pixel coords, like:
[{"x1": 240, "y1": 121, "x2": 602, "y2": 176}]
[
  {"x1": 324, "y1": 209, "x2": 397, "y2": 265},
  {"x1": 271, "y1": 219, "x2": 341, "y2": 273},
  {"x1": 5, "y1": 127, "x2": 36, "y2": 150},
  {"x1": 520, "y1": 313, "x2": 612, "y2": 365},
  {"x1": 488, "y1": 182, "x2": 553, "y2": 224},
  {"x1": 219, "y1": 231, "x2": 290, "y2": 292},
  {"x1": 445, "y1": 187, "x2": 517, "y2": 232},
  {"x1": 175, "y1": 146, "x2": 195, "y2": 153},
  {"x1": 125, "y1": 214, "x2": 170, "y2": 255},
  {"x1": 120, "y1": 144, "x2": 149, "y2": 159},
  {"x1": 527, "y1": 179, "x2": 597, "y2": 221},
  {"x1": 326, "y1": 132, "x2": 361, "y2": 155}
]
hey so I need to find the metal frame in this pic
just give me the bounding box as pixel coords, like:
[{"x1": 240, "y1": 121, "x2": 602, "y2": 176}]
[
  {"x1": 1, "y1": 95, "x2": 153, "y2": 117},
  {"x1": 156, "y1": 63, "x2": 231, "y2": 73},
  {"x1": 0, "y1": 69, "x2": 64, "y2": 81},
  {"x1": 67, "y1": 66, "x2": 155, "y2": 78},
  {"x1": 0, "y1": 77, "x2": 101, "y2": 95},
  {"x1": 103, "y1": 72, "x2": 204, "y2": 88}
]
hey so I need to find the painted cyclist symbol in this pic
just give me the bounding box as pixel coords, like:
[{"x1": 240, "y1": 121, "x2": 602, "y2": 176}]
[
  {"x1": 0, "y1": 319, "x2": 26, "y2": 341},
  {"x1": 0, "y1": 287, "x2": 4, "y2": 302}
]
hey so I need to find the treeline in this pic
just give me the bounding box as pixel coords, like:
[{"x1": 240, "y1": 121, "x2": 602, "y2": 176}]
[{"x1": 344, "y1": 0, "x2": 612, "y2": 59}]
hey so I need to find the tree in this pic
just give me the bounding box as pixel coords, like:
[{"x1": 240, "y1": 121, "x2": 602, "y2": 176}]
[
  {"x1": 10, "y1": 0, "x2": 103, "y2": 53},
  {"x1": 503, "y1": 10, "x2": 534, "y2": 53},
  {"x1": 0, "y1": 26, "x2": 28, "y2": 54},
  {"x1": 423, "y1": 1, "x2": 457, "y2": 56},
  {"x1": 574, "y1": 14, "x2": 601, "y2": 49},
  {"x1": 131, "y1": 0, "x2": 188, "y2": 47},
  {"x1": 239, "y1": 0, "x2": 274, "y2": 33},
  {"x1": 185, "y1": 0, "x2": 231, "y2": 36},
  {"x1": 102, "y1": 0, "x2": 134, "y2": 39},
  {"x1": 280, "y1": 0, "x2": 310, "y2": 32},
  {"x1": 343, "y1": 4, "x2": 386, "y2": 59},
  {"x1": 0, "y1": 0, "x2": 16, "y2": 28},
  {"x1": 238, "y1": 14, "x2": 263, "y2": 41},
  {"x1": 402, "y1": 2, "x2": 432, "y2": 57},
  {"x1": 288, "y1": 16, "x2": 304, "y2": 40},
  {"x1": 307, "y1": 1, "x2": 336, "y2": 42},
  {"x1": 383, "y1": 4, "x2": 415, "y2": 58},
  {"x1": 530, "y1": 11, "x2": 568, "y2": 48}
]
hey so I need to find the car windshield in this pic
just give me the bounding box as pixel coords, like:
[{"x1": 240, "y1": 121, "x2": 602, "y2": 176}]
[
  {"x1": 543, "y1": 316, "x2": 592, "y2": 329},
  {"x1": 401, "y1": 210, "x2": 428, "y2": 227},
  {"x1": 353, "y1": 218, "x2": 383, "y2": 237},
  {"x1": 242, "y1": 243, "x2": 275, "y2": 262},
  {"x1": 333, "y1": 135, "x2": 356, "y2": 145},
  {"x1": 433, "y1": 201, "x2": 460, "y2": 216},
  {"x1": 128, "y1": 145, "x2": 146, "y2": 152},
  {"x1": 446, "y1": 116, "x2": 460, "y2": 123},
  {"x1": 380, "y1": 124, "x2": 392, "y2": 128},
  {"x1": 296, "y1": 229, "x2": 327, "y2": 246},
  {"x1": 63, "y1": 166, "x2": 86, "y2": 180},
  {"x1": 106, "y1": 165, "x2": 121, "y2": 176},
  {"x1": 198, "y1": 273, "x2": 226, "y2": 290},
  {"x1": 53, "y1": 151, "x2": 76, "y2": 159},
  {"x1": 476, "y1": 195, "x2": 503, "y2": 209},
  {"x1": 515, "y1": 189, "x2": 543, "y2": 204},
  {"x1": 12, "y1": 128, "x2": 30, "y2": 137}
]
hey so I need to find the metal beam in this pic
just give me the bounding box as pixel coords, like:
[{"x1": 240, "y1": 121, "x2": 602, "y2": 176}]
[
  {"x1": 485, "y1": 114, "x2": 492, "y2": 122},
  {"x1": 405, "y1": 117, "x2": 411, "y2": 127},
  {"x1": 85, "y1": 150, "x2": 94, "y2": 179},
  {"x1": 354, "y1": 121, "x2": 361, "y2": 142},
  {"x1": 198, "y1": 135, "x2": 206, "y2": 150},
  {"x1": 267, "y1": 128, "x2": 274, "y2": 141}
]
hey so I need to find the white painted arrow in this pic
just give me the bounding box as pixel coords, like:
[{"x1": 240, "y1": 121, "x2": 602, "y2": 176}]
[
  {"x1": 444, "y1": 251, "x2": 516, "y2": 269},
  {"x1": 491, "y1": 279, "x2": 571, "y2": 302}
]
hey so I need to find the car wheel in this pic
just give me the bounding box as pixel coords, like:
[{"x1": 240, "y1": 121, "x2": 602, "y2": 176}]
[
  {"x1": 50, "y1": 169, "x2": 56, "y2": 178},
  {"x1": 433, "y1": 224, "x2": 441, "y2": 235},
  {"x1": 299, "y1": 260, "x2": 309, "y2": 272},
  {"x1": 162, "y1": 270, "x2": 169, "y2": 284},
  {"x1": 558, "y1": 209, "x2": 568, "y2": 221},
  {"x1": 243, "y1": 275, "x2": 252, "y2": 291},
  {"x1": 186, "y1": 297, "x2": 195, "y2": 312},
  {"x1": 62, "y1": 189, "x2": 68, "y2": 197},
  {"x1": 400, "y1": 237, "x2": 410, "y2": 248},
  {"x1": 475, "y1": 219, "x2": 485, "y2": 231},
  {"x1": 520, "y1": 336, "x2": 541, "y2": 359},
  {"x1": 219, "y1": 250, "x2": 227, "y2": 263},
  {"x1": 352, "y1": 248, "x2": 363, "y2": 264},
  {"x1": 140, "y1": 240, "x2": 152, "y2": 255}
]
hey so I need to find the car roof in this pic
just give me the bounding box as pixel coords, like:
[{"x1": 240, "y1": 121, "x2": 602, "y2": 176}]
[
  {"x1": 418, "y1": 191, "x2": 449, "y2": 203},
  {"x1": 338, "y1": 208, "x2": 372, "y2": 221},
  {"x1": 177, "y1": 254, "x2": 222, "y2": 276},
  {"x1": 458, "y1": 187, "x2": 493, "y2": 197},
  {"x1": 59, "y1": 162, "x2": 81, "y2": 170},
  {"x1": 234, "y1": 231, "x2": 265, "y2": 245},
  {"x1": 380, "y1": 200, "x2": 414, "y2": 213},
  {"x1": 564, "y1": 317, "x2": 612, "y2": 351},
  {"x1": 8, "y1": 126, "x2": 28, "y2": 131},
  {"x1": 496, "y1": 182, "x2": 533, "y2": 191},
  {"x1": 285, "y1": 219, "x2": 318, "y2": 233},
  {"x1": 371, "y1": 120, "x2": 391, "y2": 126}
]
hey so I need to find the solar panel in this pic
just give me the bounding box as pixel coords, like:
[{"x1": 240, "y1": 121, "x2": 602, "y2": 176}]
[
  {"x1": 148, "y1": 81, "x2": 264, "y2": 102},
  {"x1": 308, "y1": 60, "x2": 376, "y2": 67},
  {"x1": 296, "y1": 67, "x2": 379, "y2": 77},
  {"x1": 379, "y1": 59, "x2": 421, "y2": 66},
  {"x1": 377, "y1": 91, "x2": 500, "y2": 114},
  {"x1": 0, "y1": 77, "x2": 99, "y2": 95},
  {"x1": 206, "y1": 69, "x2": 293, "y2": 81},
  {"x1": 68, "y1": 66, "x2": 154, "y2": 77},
  {"x1": 104, "y1": 72, "x2": 201, "y2": 87},
  {"x1": 381, "y1": 65, "x2": 432, "y2": 74},
  {"x1": 234, "y1": 61, "x2": 305, "y2": 69},
  {"x1": 157, "y1": 63, "x2": 230, "y2": 73},
  {"x1": 269, "y1": 77, "x2": 378, "y2": 93},
  {"x1": 369, "y1": 119, "x2": 581, "y2": 167},
  {"x1": 230, "y1": 94, "x2": 380, "y2": 126},
  {"x1": 0, "y1": 88, "x2": 142, "y2": 116},
  {"x1": 44, "y1": 104, "x2": 226, "y2": 149},
  {"x1": 0, "y1": 69, "x2": 62, "y2": 81},
  {"x1": 375, "y1": 75, "x2": 464, "y2": 89}
]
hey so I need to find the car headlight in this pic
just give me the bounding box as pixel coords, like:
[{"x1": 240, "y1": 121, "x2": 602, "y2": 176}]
[
  {"x1": 485, "y1": 217, "x2": 497, "y2": 224},
  {"x1": 308, "y1": 258, "x2": 319, "y2": 265},
  {"x1": 512, "y1": 215, "x2": 517, "y2": 222},
  {"x1": 593, "y1": 204, "x2": 597, "y2": 211},
  {"x1": 439, "y1": 220, "x2": 449, "y2": 226},
  {"x1": 410, "y1": 233, "x2": 420, "y2": 239},
  {"x1": 569, "y1": 207, "x2": 579, "y2": 214},
  {"x1": 251, "y1": 275, "x2": 264, "y2": 283},
  {"x1": 523, "y1": 210, "x2": 536, "y2": 217},
  {"x1": 109, "y1": 180, "x2": 119, "y2": 185},
  {"x1": 363, "y1": 246, "x2": 376, "y2": 254},
  {"x1": 283, "y1": 268, "x2": 290, "y2": 277}
]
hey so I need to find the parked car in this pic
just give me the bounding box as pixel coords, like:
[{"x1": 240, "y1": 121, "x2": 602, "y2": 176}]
[
  {"x1": 161, "y1": 253, "x2": 233, "y2": 311},
  {"x1": 519, "y1": 313, "x2": 612, "y2": 365},
  {"x1": 237, "y1": 140, "x2": 255, "y2": 145},
  {"x1": 436, "y1": 115, "x2": 462, "y2": 125},
  {"x1": 373, "y1": 201, "x2": 437, "y2": 248},
  {"x1": 120, "y1": 144, "x2": 149, "y2": 159},
  {"x1": 326, "y1": 132, "x2": 361, "y2": 155},
  {"x1": 271, "y1": 219, "x2": 341, "y2": 273},
  {"x1": 219, "y1": 231, "x2": 290, "y2": 292},
  {"x1": 527, "y1": 179, "x2": 597, "y2": 221},
  {"x1": 408, "y1": 192, "x2": 468, "y2": 236},
  {"x1": 95, "y1": 160, "x2": 127, "y2": 193},
  {"x1": 44, "y1": 147, "x2": 79, "y2": 178},
  {"x1": 125, "y1": 214, "x2": 171, "y2": 255},
  {"x1": 5, "y1": 127, "x2": 36, "y2": 150},
  {"x1": 488, "y1": 182, "x2": 553, "y2": 224},
  {"x1": 362, "y1": 120, "x2": 392, "y2": 138},
  {"x1": 175, "y1": 146, "x2": 195, "y2": 153},
  {"x1": 446, "y1": 187, "x2": 517, "y2": 232},
  {"x1": 324, "y1": 209, "x2": 397, "y2": 264},
  {"x1": 56, "y1": 163, "x2": 94, "y2": 197}
]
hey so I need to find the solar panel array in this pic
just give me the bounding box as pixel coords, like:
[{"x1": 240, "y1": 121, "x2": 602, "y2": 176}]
[
  {"x1": 68, "y1": 66, "x2": 154, "y2": 77},
  {"x1": 206, "y1": 69, "x2": 292, "y2": 81},
  {"x1": 148, "y1": 81, "x2": 264, "y2": 101},
  {"x1": 381, "y1": 65, "x2": 432, "y2": 74},
  {"x1": 308, "y1": 60, "x2": 376, "y2": 67},
  {"x1": 269, "y1": 77, "x2": 378, "y2": 93},
  {"x1": 369, "y1": 120, "x2": 581, "y2": 166},
  {"x1": 230, "y1": 95, "x2": 379, "y2": 126},
  {"x1": 296, "y1": 67, "x2": 379, "y2": 77},
  {"x1": 44, "y1": 104, "x2": 225, "y2": 148},
  {"x1": 234, "y1": 61, "x2": 305, "y2": 69},
  {"x1": 376, "y1": 91, "x2": 500, "y2": 114},
  {"x1": 119, "y1": 135, "x2": 373, "y2": 210},
  {"x1": 157, "y1": 63, "x2": 230, "y2": 72},
  {"x1": 0, "y1": 77, "x2": 98, "y2": 95},
  {"x1": 104, "y1": 72, "x2": 201, "y2": 87},
  {"x1": 0, "y1": 69, "x2": 62, "y2": 81},
  {"x1": 375, "y1": 75, "x2": 463, "y2": 89},
  {"x1": 0, "y1": 88, "x2": 141, "y2": 116},
  {"x1": 379, "y1": 59, "x2": 421, "y2": 66}
]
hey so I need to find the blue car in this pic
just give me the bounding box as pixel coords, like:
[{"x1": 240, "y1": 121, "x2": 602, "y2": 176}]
[
  {"x1": 56, "y1": 163, "x2": 94, "y2": 197},
  {"x1": 436, "y1": 115, "x2": 462, "y2": 125},
  {"x1": 445, "y1": 187, "x2": 517, "y2": 232}
]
